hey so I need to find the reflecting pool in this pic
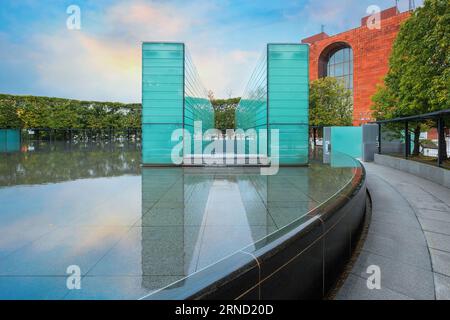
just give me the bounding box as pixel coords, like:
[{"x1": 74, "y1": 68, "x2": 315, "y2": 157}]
[{"x1": 0, "y1": 142, "x2": 359, "y2": 299}]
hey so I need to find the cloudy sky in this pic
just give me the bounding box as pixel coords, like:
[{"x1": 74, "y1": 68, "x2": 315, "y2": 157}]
[{"x1": 0, "y1": 0, "x2": 422, "y2": 102}]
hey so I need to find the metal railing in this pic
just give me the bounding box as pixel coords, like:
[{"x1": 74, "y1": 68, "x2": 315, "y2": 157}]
[{"x1": 372, "y1": 109, "x2": 449, "y2": 167}]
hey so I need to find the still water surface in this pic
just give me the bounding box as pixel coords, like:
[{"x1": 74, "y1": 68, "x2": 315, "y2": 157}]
[{"x1": 0, "y1": 141, "x2": 357, "y2": 299}]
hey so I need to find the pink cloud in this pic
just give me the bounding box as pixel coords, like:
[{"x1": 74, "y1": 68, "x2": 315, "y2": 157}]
[
  {"x1": 104, "y1": 1, "x2": 194, "y2": 40},
  {"x1": 2, "y1": 0, "x2": 265, "y2": 100}
]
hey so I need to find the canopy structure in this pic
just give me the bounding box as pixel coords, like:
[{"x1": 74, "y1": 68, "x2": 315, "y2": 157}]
[{"x1": 142, "y1": 42, "x2": 309, "y2": 166}]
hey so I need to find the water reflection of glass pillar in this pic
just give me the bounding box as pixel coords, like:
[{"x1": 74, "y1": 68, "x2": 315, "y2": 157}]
[
  {"x1": 267, "y1": 168, "x2": 312, "y2": 228},
  {"x1": 141, "y1": 168, "x2": 185, "y2": 290},
  {"x1": 140, "y1": 168, "x2": 213, "y2": 291},
  {"x1": 140, "y1": 168, "x2": 278, "y2": 294}
]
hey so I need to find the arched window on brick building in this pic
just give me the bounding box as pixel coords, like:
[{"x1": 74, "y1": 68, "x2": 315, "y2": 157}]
[{"x1": 319, "y1": 43, "x2": 353, "y2": 92}]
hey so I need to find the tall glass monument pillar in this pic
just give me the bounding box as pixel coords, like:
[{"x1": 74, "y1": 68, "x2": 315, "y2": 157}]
[
  {"x1": 236, "y1": 43, "x2": 309, "y2": 165},
  {"x1": 142, "y1": 42, "x2": 213, "y2": 165}
]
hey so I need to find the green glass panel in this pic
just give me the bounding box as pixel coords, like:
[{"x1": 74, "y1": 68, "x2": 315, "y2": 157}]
[
  {"x1": 142, "y1": 43, "x2": 213, "y2": 165},
  {"x1": 268, "y1": 44, "x2": 309, "y2": 165},
  {"x1": 268, "y1": 124, "x2": 309, "y2": 164},
  {"x1": 330, "y1": 126, "x2": 362, "y2": 159},
  {"x1": 142, "y1": 43, "x2": 184, "y2": 165},
  {"x1": 235, "y1": 52, "x2": 268, "y2": 156},
  {"x1": 235, "y1": 44, "x2": 309, "y2": 163},
  {"x1": 142, "y1": 124, "x2": 182, "y2": 164},
  {"x1": 0, "y1": 129, "x2": 5, "y2": 152},
  {"x1": 0, "y1": 129, "x2": 20, "y2": 153},
  {"x1": 184, "y1": 49, "x2": 214, "y2": 158}
]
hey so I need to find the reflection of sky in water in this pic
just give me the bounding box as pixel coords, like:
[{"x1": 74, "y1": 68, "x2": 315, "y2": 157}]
[{"x1": 0, "y1": 143, "x2": 357, "y2": 299}]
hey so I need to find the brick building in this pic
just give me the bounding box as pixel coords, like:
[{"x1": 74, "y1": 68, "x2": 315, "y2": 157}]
[{"x1": 302, "y1": 7, "x2": 411, "y2": 126}]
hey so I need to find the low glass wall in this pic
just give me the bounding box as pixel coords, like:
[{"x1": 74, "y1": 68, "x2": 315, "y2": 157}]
[{"x1": 0, "y1": 129, "x2": 20, "y2": 153}]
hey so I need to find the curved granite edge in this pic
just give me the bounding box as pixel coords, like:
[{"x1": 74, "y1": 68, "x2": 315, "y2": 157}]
[{"x1": 144, "y1": 164, "x2": 368, "y2": 300}]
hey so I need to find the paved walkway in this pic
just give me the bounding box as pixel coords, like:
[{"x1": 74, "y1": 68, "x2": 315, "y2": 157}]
[{"x1": 336, "y1": 162, "x2": 450, "y2": 300}]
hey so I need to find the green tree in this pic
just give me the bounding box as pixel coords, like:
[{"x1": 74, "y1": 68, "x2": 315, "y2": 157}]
[
  {"x1": 0, "y1": 94, "x2": 141, "y2": 136},
  {"x1": 371, "y1": 0, "x2": 449, "y2": 157},
  {"x1": 211, "y1": 97, "x2": 241, "y2": 131},
  {"x1": 0, "y1": 95, "x2": 22, "y2": 128},
  {"x1": 309, "y1": 77, "x2": 353, "y2": 127}
]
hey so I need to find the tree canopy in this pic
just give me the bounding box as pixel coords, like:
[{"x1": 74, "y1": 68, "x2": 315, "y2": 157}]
[
  {"x1": 211, "y1": 97, "x2": 240, "y2": 131},
  {"x1": 371, "y1": 0, "x2": 449, "y2": 157},
  {"x1": 371, "y1": 0, "x2": 449, "y2": 120},
  {"x1": 1, "y1": 93, "x2": 244, "y2": 133},
  {"x1": 309, "y1": 77, "x2": 353, "y2": 127},
  {"x1": 0, "y1": 94, "x2": 141, "y2": 130}
]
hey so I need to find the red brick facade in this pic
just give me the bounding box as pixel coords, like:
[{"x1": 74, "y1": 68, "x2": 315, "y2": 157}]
[{"x1": 302, "y1": 7, "x2": 410, "y2": 126}]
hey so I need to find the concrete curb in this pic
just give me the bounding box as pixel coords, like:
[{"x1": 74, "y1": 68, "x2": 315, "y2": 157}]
[{"x1": 374, "y1": 154, "x2": 450, "y2": 188}]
